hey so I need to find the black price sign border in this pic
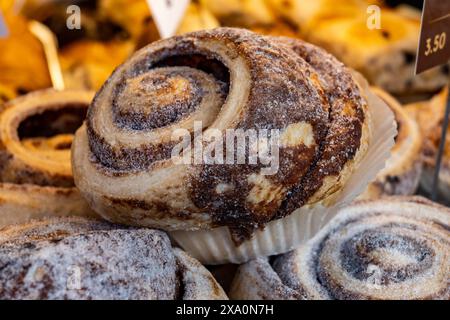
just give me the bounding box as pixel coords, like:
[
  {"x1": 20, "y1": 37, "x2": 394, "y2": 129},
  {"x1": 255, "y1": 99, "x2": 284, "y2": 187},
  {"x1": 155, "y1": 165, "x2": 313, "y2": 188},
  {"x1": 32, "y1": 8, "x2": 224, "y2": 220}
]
[
  {"x1": 416, "y1": 1, "x2": 450, "y2": 200},
  {"x1": 415, "y1": 0, "x2": 450, "y2": 74}
]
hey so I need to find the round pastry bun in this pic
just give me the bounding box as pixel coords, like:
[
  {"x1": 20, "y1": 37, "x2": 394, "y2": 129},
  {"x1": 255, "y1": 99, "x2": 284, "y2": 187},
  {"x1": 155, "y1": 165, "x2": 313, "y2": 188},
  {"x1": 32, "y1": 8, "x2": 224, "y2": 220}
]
[
  {"x1": 230, "y1": 197, "x2": 449, "y2": 300},
  {"x1": 0, "y1": 217, "x2": 227, "y2": 300}
]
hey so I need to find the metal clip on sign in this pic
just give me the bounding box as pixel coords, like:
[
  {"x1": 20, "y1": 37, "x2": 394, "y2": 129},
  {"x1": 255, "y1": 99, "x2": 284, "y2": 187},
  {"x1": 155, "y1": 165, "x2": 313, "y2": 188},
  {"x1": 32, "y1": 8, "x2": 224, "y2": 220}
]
[{"x1": 416, "y1": 0, "x2": 450, "y2": 200}]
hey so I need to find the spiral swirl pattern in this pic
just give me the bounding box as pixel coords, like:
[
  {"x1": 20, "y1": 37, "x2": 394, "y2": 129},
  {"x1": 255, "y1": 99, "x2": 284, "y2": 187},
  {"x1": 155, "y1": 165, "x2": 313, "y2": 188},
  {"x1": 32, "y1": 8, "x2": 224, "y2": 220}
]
[
  {"x1": 231, "y1": 197, "x2": 450, "y2": 300},
  {"x1": 0, "y1": 89, "x2": 95, "y2": 226},
  {"x1": 72, "y1": 28, "x2": 370, "y2": 239}
]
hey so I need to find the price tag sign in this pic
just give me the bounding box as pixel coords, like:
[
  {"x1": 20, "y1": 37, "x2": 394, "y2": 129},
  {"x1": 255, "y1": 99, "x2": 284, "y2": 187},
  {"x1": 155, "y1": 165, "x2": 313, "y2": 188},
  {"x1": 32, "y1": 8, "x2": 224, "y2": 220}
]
[
  {"x1": 415, "y1": 0, "x2": 450, "y2": 74},
  {"x1": 0, "y1": 10, "x2": 8, "y2": 38},
  {"x1": 146, "y1": 0, "x2": 190, "y2": 39}
]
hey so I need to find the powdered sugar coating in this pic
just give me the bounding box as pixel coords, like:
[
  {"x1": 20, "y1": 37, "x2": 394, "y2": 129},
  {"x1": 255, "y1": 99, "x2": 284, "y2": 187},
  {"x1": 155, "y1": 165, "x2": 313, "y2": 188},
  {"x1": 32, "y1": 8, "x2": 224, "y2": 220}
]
[
  {"x1": 230, "y1": 197, "x2": 450, "y2": 300},
  {"x1": 0, "y1": 217, "x2": 227, "y2": 300}
]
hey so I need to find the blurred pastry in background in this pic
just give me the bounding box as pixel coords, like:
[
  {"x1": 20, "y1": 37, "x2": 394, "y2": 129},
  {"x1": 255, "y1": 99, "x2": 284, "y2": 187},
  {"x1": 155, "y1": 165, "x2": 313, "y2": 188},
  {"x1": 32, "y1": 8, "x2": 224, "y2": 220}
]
[
  {"x1": 0, "y1": 84, "x2": 16, "y2": 105},
  {"x1": 59, "y1": 40, "x2": 134, "y2": 90},
  {"x1": 99, "y1": 0, "x2": 220, "y2": 48},
  {"x1": 0, "y1": 12, "x2": 51, "y2": 95},
  {"x1": 250, "y1": 20, "x2": 299, "y2": 37},
  {"x1": 306, "y1": 8, "x2": 448, "y2": 95},
  {"x1": 268, "y1": 1, "x2": 448, "y2": 95},
  {"x1": 177, "y1": 1, "x2": 220, "y2": 35},
  {"x1": 21, "y1": 0, "x2": 127, "y2": 47},
  {"x1": 267, "y1": 0, "x2": 380, "y2": 34},
  {"x1": 359, "y1": 87, "x2": 422, "y2": 200},
  {"x1": 201, "y1": 0, "x2": 276, "y2": 27},
  {"x1": 405, "y1": 88, "x2": 450, "y2": 203},
  {"x1": 201, "y1": 0, "x2": 299, "y2": 37},
  {"x1": 98, "y1": 0, "x2": 159, "y2": 43}
]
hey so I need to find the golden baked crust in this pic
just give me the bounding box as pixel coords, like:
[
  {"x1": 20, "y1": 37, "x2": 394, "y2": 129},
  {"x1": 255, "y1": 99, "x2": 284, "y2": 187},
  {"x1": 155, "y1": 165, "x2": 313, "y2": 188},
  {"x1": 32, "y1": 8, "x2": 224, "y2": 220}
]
[
  {"x1": 72, "y1": 28, "x2": 370, "y2": 240},
  {"x1": 60, "y1": 40, "x2": 134, "y2": 91},
  {"x1": 230, "y1": 197, "x2": 450, "y2": 300},
  {"x1": 0, "y1": 90, "x2": 96, "y2": 226},
  {"x1": 359, "y1": 87, "x2": 422, "y2": 199},
  {"x1": 0, "y1": 217, "x2": 227, "y2": 299}
]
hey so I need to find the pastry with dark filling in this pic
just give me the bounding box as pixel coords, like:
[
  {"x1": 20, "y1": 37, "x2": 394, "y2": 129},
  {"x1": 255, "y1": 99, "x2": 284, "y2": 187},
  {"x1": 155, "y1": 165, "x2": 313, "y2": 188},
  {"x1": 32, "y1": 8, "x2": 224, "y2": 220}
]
[
  {"x1": 230, "y1": 197, "x2": 449, "y2": 300},
  {"x1": 72, "y1": 28, "x2": 372, "y2": 243},
  {"x1": 0, "y1": 89, "x2": 96, "y2": 226}
]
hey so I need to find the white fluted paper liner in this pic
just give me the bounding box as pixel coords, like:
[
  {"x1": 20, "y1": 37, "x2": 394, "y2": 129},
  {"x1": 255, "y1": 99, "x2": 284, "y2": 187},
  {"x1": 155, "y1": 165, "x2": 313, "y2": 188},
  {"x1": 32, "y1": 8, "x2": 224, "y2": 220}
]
[{"x1": 171, "y1": 74, "x2": 397, "y2": 265}]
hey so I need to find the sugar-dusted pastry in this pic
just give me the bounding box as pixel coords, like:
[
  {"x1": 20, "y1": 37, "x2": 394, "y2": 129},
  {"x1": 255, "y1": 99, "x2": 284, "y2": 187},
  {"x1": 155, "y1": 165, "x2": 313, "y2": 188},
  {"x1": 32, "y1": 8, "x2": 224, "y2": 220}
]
[
  {"x1": 359, "y1": 87, "x2": 422, "y2": 199},
  {"x1": 405, "y1": 88, "x2": 450, "y2": 202},
  {"x1": 0, "y1": 12, "x2": 51, "y2": 95},
  {"x1": 230, "y1": 197, "x2": 450, "y2": 300},
  {"x1": 72, "y1": 27, "x2": 371, "y2": 231},
  {"x1": 0, "y1": 89, "x2": 96, "y2": 227},
  {"x1": 0, "y1": 217, "x2": 227, "y2": 300}
]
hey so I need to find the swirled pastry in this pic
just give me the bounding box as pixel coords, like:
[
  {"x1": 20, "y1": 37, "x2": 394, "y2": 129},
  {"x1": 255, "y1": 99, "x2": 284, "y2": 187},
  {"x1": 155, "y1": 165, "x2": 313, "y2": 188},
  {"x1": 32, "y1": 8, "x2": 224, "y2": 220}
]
[
  {"x1": 72, "y1": 28, "x2": 371, "y2": 241},
  {"x1": 359, "y1": 88, "x2": 422, "y2": 199},
  {"x1": 0, "y1": 89, "x2": 96, "y2": 227},
  {"x1": 405, "y1": 88, "x2": 450, "y2": 203},
  {"x1": 230, "y1": 197, "x2": 450, "y2": 300},
  {"x1": 0, "y1": 217, "x2": 227, "y2": 300}
]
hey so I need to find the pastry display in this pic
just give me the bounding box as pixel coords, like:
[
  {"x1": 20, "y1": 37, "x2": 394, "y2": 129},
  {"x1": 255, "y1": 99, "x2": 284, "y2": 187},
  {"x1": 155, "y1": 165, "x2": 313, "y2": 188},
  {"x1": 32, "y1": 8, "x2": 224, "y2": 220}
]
[
  {"x1": 71, "y1": 28, "x2": 372, "y2": 244},
  {"x1": 406, "y1": 88, "x2": 450, "y2": 202},
  {"x1": 230, "y1": 197, "x2": 450, "y2": 300},
  {"x1": 0, "y1": 0, "x2": 448, "y2": 301},
  {"x1": 0, "y1": 216, "x2": 227, "y2": 299},
  {"x1": 0, "y1": 89, "x2": 96, "y2": 227},
  {"x1": 0, "y1": 12, "x2": 51, "y2": 96},
  {"x1": 359, "y1": 87, "x2": 422, "y2": 199}
]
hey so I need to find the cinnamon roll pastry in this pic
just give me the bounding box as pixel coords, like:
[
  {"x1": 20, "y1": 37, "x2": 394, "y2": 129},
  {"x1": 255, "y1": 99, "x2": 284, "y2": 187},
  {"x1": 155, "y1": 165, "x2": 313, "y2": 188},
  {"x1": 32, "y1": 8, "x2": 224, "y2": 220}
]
[
  {"x1": 0, "y1": 89, "x2": 96, "y2": 227},
  {"x1": 0, "y1": 217, "x2": 227, "y2": 300},
  {"x1": 359, "y1": 88, "x2": 422, "y2": 199},
  {"x1": 405, "y1": 88, "x2": 450, "y2": 202},
  {"x1": 72, "y1": 28, "x2": 371, "y2": 243},
  {"x1": 230, "y1": 197, "x2": 450, "y2": 300}
]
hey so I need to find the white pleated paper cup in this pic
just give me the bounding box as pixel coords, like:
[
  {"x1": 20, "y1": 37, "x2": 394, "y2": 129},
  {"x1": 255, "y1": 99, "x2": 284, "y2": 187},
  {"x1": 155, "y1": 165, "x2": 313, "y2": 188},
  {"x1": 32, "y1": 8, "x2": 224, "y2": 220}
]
[{"x1": 171, "y1": 75, "x2": 397, "y2": 265}]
